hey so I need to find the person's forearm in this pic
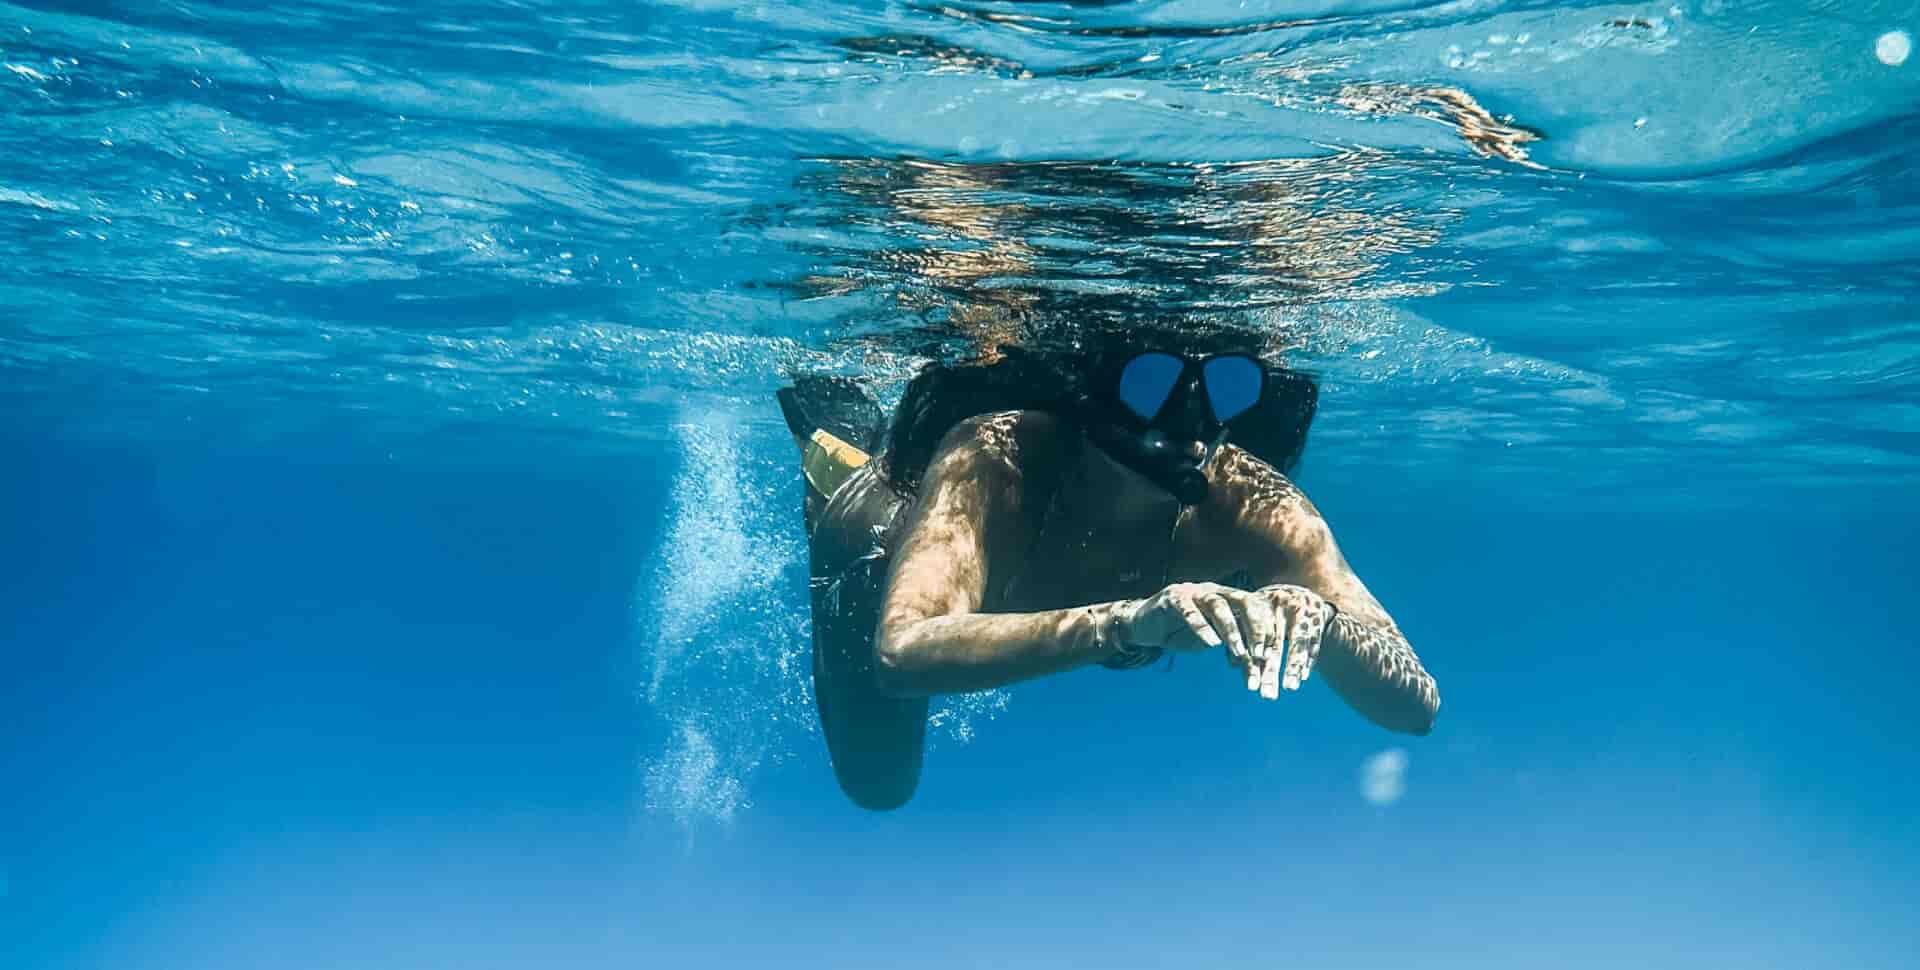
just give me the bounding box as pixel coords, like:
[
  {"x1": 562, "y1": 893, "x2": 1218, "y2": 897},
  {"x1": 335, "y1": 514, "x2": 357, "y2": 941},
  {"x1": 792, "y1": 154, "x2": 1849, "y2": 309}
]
[
  {"x1": 875, "y1": 601, "x2": 1128, "y2": 697},
  {"x1": 1318, "y1": 613, "x2": 1440, "y2": 735}
]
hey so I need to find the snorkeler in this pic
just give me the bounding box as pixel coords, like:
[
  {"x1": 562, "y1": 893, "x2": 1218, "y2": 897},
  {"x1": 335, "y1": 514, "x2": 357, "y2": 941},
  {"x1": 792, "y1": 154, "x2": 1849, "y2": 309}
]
[{"x1": 778, "y1": 329, "x2": 1439, "y2": 811}]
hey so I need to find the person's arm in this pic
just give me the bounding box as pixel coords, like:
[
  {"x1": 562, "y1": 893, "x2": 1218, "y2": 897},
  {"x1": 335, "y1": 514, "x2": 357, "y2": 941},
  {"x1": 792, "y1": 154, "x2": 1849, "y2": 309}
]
[
  {"x1": 1230, "y1": 455, "x2": 1440, "y2": 735},
  {"x1": 871, "y1": 413, "x2": 1129, "y2": 697}
]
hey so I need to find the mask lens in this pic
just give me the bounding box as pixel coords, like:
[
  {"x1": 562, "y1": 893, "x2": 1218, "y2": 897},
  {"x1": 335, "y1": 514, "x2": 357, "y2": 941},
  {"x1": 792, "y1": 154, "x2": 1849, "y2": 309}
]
[
  {"x1": 1203, "y1": 355, "x2": 1264, "y2": 423},
  {"x1": 1116, "y1": 352, "x2": 1185, "y2": 422}
]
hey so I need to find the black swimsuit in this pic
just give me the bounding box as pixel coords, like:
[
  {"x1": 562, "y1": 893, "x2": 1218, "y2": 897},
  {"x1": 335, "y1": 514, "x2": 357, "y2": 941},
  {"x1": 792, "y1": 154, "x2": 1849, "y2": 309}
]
[{"x1": 806, "y1": 463, "x2": 924, "y2": 811}]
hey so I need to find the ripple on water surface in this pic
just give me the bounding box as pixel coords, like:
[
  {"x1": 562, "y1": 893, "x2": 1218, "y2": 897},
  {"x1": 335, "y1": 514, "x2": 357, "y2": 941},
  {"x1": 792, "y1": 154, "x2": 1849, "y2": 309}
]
[{"x1": 0, "y1": 0, "x2": 1915, "y2": 495}]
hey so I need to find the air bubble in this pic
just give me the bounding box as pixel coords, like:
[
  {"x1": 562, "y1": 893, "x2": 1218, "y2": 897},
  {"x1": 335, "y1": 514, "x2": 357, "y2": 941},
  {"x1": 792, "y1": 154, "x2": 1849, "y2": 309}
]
[{"x1": 1875, "y1": 30, "x2": 1910, "y2": 66}]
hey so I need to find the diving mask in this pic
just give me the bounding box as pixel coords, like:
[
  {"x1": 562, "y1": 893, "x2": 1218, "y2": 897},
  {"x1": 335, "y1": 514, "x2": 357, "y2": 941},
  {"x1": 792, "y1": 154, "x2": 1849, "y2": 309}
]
[{"x1": 1083, "y1": 350, "x2": 1269, "y2": 505}]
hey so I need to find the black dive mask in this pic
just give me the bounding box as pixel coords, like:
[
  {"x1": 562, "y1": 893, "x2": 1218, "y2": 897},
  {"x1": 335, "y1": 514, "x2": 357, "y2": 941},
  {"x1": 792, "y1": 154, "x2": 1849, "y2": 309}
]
[{"x1": 1082, "y1": 350, "x2": 1267, "y2": 506}]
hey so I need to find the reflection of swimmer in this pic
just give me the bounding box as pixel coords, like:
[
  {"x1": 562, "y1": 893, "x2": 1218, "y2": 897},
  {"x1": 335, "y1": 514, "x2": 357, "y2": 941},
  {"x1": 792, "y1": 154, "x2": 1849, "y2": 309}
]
[
  {"x1": 1335, "y1": 83, "x2": 1543, "y2": 167},
  {"x1": 779, "y1": 328, "x2": 1439, "y2": 811}
]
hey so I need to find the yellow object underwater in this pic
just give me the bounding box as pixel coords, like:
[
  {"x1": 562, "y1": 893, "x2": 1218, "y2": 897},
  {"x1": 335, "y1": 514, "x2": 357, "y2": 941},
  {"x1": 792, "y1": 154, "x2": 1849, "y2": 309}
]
[{"x1": 800, "y1": 427, "x2": 870, "y2": 503}]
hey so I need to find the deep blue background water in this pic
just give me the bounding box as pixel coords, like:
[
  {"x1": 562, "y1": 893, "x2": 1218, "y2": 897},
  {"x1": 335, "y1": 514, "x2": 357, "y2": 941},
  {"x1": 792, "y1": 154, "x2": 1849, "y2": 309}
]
[
  {"x1": 7, "y1": 431, "x2": 1916, "y2": 969},
  {"x1": 5, "y1": 0, "x2": 1919, "y2": 967}
]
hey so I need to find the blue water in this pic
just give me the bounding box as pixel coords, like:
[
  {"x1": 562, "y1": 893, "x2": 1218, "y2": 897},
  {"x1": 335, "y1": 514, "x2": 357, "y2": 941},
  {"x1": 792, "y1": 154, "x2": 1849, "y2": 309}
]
[{"x1": 4, "y1": 1, "x2": 1918, "y2": 967}]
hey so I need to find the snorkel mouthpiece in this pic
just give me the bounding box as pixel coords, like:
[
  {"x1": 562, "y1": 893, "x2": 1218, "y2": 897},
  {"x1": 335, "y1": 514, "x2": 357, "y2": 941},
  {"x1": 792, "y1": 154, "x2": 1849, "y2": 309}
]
[
  {"x1": 1139, "y1": 430, "x2": 1211, "y2": 505},
  {"x1": 1166, "y1": 466, "x2": 1209, "y2": 506},
  {"x1": 1084, "y1": 422, "x2": 1211, "y2": 506}
]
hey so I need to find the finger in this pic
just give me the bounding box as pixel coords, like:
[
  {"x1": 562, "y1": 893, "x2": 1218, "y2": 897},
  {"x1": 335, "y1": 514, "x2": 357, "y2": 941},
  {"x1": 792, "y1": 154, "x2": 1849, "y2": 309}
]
[
  {"x1": 1242, "y1": 593, "x2": 1265, "y2": 689},
  {"x1": 1171, "y1": 589, "x2": 1221, "y2": 650},
  {"x1": 1240, "y1": 593, "x2": 1274, "y2": 692},
  {"x1": 1299, "y1": 601, "x2": 1335, "y2": 685},
  {"x1": 1243, "y1": 592, "x2": 1278, "y2": 667},
  {"x1": 1197, "y1": 593, "x2": 1247, "y2": 663},
  {"x1": 1261, "y1": 606, "x2": 1290, "y2": 700},
  {"x1": 1224, "y1": 593, "x2": 1263, "y2": 671},
  {"x1": 1282, "y1": 598, "x2": 1329, "y2": 690}
]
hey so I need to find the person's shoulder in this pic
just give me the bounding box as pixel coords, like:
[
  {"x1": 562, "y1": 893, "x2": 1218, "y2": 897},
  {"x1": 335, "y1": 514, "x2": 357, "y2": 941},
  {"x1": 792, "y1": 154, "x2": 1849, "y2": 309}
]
[
  {"x1": 1210, "y1": 444, "x2": 1314, "y2": 518},
  {"x1": 1203, "y1": 446, "x2": 1335, "y2": 562},
  {"x1": 941, "y1": 409, "x2": 1074, "y2": 451},
  {"x1": 930, "y1": 410, "x2": 1077, "y2": 482}
]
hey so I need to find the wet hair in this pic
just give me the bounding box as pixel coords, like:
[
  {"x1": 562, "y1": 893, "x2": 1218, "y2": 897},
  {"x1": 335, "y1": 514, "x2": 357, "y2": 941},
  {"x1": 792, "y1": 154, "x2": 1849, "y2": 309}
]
[
  {"x1": 882, "y1": 346, "x2": 1084, "y2": 494},
  {"x1": 883, "y1": 327, "x2": 1319, "y2": 493}
]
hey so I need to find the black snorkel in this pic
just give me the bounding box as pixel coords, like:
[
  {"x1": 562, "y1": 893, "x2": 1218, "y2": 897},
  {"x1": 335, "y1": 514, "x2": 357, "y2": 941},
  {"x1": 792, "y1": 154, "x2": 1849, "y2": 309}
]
[
  {"x1": 1076, "y1": 355, "x2": 1233, "y2": 507},
  {"x1": 1079, "y1": 419, "x2": 1214, "y2": 506}
]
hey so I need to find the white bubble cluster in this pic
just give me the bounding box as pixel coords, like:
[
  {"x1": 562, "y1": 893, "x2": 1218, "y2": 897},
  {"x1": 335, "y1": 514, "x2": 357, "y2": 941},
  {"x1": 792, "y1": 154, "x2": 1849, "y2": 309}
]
[
  {"x1": 635, "y1": 413, "x2": 1007, "y2": 826},
  {"x1": 643, "y1": 723, "x2": 752, "y2": 827},
  {"x1": 635, "y1": 416, "x2": 803, "y2": 828}
]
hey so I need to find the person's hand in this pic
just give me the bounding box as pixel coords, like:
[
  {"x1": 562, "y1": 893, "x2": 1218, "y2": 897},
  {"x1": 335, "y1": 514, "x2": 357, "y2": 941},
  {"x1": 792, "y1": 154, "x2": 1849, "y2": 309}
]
[
  {"x1": 1115, "y1": 582, "x2": 1335, "y2": 700},
  {"x1": 1114, "y1": 582, "x2": 1241, "y2": 656},
  {"x1": 1242, "y1": 584, "x2": 1335, "y2": 700}
]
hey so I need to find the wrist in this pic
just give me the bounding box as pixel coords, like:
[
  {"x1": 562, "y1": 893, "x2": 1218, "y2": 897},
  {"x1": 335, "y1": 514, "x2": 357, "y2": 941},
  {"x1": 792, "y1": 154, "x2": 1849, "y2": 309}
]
[
  {"x1": 1088, "y1": 600, "x2": 1131, "y2": 658},
  {"x1": 1093, "y1": 599, "x2": 1159, "y2": 670}
]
